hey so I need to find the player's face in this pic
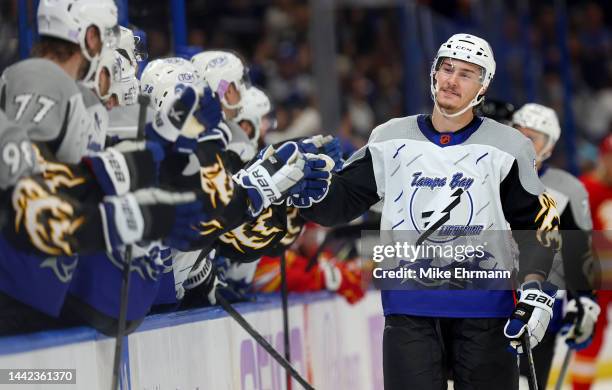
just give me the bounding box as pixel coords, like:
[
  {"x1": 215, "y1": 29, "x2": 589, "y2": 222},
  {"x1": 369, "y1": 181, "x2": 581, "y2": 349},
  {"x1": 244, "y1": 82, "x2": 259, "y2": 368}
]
[
  {"x1": 85, "y1": 26, "x2": 103, "y2": 58},
  {"x1": 105, "y1": 95, "x2": 119, "y2": 110},
  {"x1": 239, "y1": 120, "x2": 256, "y2": 139},
  {"x1": 223, "y1": 83, "x2": 241, "y2": 119},
  {"x1": 98, "y1": 67, "x2": 118, "y2": 110},
  {"x1": 516, "y1": 126, "x2": 548, "y2": 156},
  {"x1": 434, "y1": 59, "x2": 483, "y2": 113}
]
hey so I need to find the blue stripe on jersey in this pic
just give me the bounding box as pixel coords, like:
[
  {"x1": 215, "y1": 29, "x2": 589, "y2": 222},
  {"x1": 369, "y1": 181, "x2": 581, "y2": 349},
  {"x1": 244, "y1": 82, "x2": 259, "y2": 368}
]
[
  {"x1": 0, "y1": 234, "x2": 75, "y2": 316},
  {"x1": 416, "y1": 114, "x2": 484, "y2": 147},
  {"x1": 381, "y1": 290, "x2": 515, "y2": 318}
]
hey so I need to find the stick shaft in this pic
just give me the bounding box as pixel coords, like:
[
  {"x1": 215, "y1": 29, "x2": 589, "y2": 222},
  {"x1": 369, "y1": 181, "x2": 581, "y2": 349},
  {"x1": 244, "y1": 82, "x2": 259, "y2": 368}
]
[
  {"x1": 111, "y1": 94, "x2": 149, "y2": 390},
  {"x1": 555, "y1": 348, "x2": 572, "y2": 390},
  {"x1": 280, "y1": 252, "x2": 291, "y2": 389},
  {"x1": 216, "y1": 293, "x2": 314, "y2": 390},
  {"x1": 111, "y1": 246, "x2": 133, "y2": 390},
  {"x1": 522, "y1": 333, "x2": 539, "y2": 390}
]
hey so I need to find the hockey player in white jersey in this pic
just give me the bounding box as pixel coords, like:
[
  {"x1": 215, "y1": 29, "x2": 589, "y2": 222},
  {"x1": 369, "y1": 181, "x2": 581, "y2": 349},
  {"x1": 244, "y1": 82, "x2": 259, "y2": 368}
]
[
  {"x1": 90, "y1": 47, "x2": 139, "y2": 109},
  {"x1": 233, "y1": 86, "x2": 272, "y2": 146},
  {"x1": 191, "y1": 50, "x2": 258, "y2": 163},
  {"x1": 191, "y1": 50, "x2": 249, "y2": 120},
  {"x1": 512, "y1": 103, "x2": 600, "y2": 388},
  {"x1": 298, "y1": 33, "x2": 560, "y2": 389},
  {"x1": 140, "y1": 57, "x2": 202, "y2": 111}
]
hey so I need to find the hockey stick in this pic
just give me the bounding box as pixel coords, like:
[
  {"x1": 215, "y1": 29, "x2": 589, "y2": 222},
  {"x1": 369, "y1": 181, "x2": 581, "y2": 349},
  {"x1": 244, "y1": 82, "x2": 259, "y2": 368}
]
[
  {"x1": 111, "y1": 94, "x2": 150, "y2": 390},
  {"x1": 554, "y1": 291, "x2": 586, "y2": 390},
  {"x1": 280, "y1": 251, "x2": 292, "y2": 390},
  {"x1": 554, "y1": 348, "x2": 572, "y2": 390},
  {"x1": 216, "y1": 292, "x2": 315, "y2": 390},
  {"x1": 111, "y1": 246, "x2": 132, "y2": 390},
  {"x1": 522, "y1": 332, "x2": 539, "y2": 390}
]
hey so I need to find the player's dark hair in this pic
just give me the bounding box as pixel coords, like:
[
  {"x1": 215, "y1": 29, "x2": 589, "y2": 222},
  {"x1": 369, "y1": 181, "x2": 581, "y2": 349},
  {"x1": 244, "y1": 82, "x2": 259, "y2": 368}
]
[{"x1": 31, "y1": 36, "x2": 80, "y2": 62}]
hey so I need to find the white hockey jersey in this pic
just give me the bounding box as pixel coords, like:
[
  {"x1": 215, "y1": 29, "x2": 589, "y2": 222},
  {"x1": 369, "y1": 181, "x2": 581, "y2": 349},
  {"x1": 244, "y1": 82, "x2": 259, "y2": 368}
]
[{"x1": 302, "y1": 114, "x2": 560, "y2": 317}]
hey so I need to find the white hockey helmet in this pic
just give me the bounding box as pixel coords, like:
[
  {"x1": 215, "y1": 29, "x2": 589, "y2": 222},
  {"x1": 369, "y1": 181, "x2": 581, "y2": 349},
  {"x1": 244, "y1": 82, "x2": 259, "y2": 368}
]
[
  {"x1": 117, "y1": 26, "x2": 146, "y2": 68},
  {"x1": 37, "y1": 0, "x2": 119, "y2": 80},
  {"x1": 140, "y1": 57, "x2": 201, "y2": 110},
  {"x1": 191, "y1": 50, "x2": 250, "y2": 110},
  {"x1": 91, "y1": 47, "x2": 139, "y2": 106},
  {"x1": 430, "y1": 33, "x2": 496, "y2": 118},
  {"x1": 512, "y1": 103, "x2": 561, "y2": 162},
  {"x1": 232, "y1": 86, "x2": 272, "y2": 142}
]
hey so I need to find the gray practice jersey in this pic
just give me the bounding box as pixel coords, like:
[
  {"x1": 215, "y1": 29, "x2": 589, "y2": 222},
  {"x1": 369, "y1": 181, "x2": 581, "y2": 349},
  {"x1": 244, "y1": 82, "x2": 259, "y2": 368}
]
[
  {"x1": 541, "y1": 167, "x2": 592, "y2": 231},
  {"x1": 0, "y1": 58, "x2": 99, "y2": 164},
  {"x1": 0, "y1": 110, "x2": 38, "y2": 190},
  {"x1": 540, "y1": 167, "x2": 593, "y2": 289}
]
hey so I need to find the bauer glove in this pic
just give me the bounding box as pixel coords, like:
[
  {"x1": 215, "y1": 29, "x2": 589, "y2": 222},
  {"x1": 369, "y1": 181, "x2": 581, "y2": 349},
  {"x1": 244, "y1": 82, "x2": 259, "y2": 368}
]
[
  {"x1": 288, "y1": 153, "x2": 334, "y2": 208},
  {"x1": 504, "y1": 280, "x2": 557, "y2": 354},
  {"x1": 100, "y1": 188, "x2": 208, "y2": 252},
  {"x1": 234, "y1": 141, "x2": 307, "y2": 217},
  {"x1": 298, "y1": 135, "x2": 343, "y2": 171},
  {"x1": 145, "y1": 84, "x2": 203, "y2": 154}
]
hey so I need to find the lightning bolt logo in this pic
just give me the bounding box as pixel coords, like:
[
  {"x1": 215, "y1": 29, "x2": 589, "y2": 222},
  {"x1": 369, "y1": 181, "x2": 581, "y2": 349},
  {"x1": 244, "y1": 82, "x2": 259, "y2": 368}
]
[{"x1": 416, "y1": 188, "x2": 463, "y2": 245}]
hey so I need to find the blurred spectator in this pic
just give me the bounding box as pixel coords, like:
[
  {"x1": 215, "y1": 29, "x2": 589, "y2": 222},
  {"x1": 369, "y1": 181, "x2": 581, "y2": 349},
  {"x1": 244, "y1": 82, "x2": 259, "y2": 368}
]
[{"x1": 0, "y1": 1, "x2": 18, "y2": 71}]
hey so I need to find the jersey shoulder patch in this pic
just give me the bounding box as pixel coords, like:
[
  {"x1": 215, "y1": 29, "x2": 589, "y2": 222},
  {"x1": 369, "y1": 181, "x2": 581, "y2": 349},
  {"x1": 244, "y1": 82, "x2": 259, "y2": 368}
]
[{"x1": 368, "y1": 115, "x2": 421, "y2": 144}]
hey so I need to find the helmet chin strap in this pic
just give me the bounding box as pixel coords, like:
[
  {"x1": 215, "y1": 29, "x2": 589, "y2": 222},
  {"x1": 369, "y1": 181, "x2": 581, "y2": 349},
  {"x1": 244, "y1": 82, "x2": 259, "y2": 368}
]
[{"x1": 433, "y1": 84, "x2": 485, "y2": 119}]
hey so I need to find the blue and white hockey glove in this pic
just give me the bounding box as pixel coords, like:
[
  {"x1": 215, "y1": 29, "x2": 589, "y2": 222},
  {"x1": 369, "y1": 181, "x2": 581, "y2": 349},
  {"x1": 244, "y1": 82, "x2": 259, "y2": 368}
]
[
  {"x1": 194, "y1": 87, "x2": 222, "y2": 131},
  {"x1": 560, "y1": 295, "x2": 601, "y2": 350},
  {"x1": 234, "y1": 141, "x2": 308, "y2": 217},
  {"x1": 145, "y1": 84, "x2": 202, "y2": 153},
  {"x1": 195, "y1": 86, "x2": 232, "y2": 148},
  {"x1": 99, "y1": 188, "x2": 208, "y2": 253},
  {"x1": 504, "y1": 280, "x2": 557, "y2": 354},
  {"x1": 84, "y1": 140, "x2": 165, "y2": 195},
  {"x1": 298, "y1": 135, "x2": 343, "y2": 171},
  {"x1": 288, "y1": 153, "x2": 335, "y2": 208}
]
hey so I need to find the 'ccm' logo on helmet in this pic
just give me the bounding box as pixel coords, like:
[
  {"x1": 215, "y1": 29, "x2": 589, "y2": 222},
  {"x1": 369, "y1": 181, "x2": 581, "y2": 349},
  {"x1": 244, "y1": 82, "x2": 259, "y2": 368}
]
[
  {"x1": 178, "y1": 73, "x2": 194, "y2": 82},
  {"x1": 455, "y1": 45, "x2": 473, "y2": 52},
  {"x1": 208, "y1": 56, "x2": 229, "y2": 68}
]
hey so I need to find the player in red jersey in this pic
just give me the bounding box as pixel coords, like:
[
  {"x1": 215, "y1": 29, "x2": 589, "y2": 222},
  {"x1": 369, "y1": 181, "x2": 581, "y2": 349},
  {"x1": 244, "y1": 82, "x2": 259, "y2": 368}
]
[{"x1": 572, "y1": 134, "x2": 612, "y2": 389}]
